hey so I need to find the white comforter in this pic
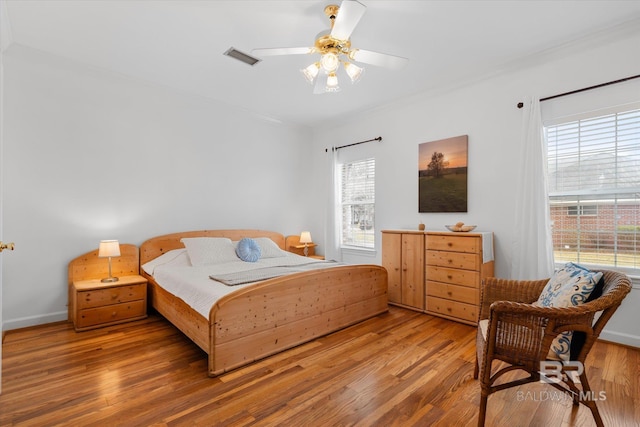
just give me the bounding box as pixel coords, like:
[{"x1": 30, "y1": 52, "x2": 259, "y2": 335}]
[{"x1": 145, "y1": 252, "x2": 327, "y2": 318}]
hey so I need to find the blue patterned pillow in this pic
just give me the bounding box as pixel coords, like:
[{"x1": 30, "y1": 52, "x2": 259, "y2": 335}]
[
  {"x1": 236, "y1": 238, "x2": 261, "y2": 262},
  {"x1": 534, "y1": 262, "x2": 603, "y2": 361}
]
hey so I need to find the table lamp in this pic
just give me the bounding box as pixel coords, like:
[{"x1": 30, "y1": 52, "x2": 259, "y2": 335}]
[
  {"x1": 98, "y1": 240, "x2": 121, "y2": 282},
  {"x1": 299, "y1": 231, "x2": 312, "y2": 256}
]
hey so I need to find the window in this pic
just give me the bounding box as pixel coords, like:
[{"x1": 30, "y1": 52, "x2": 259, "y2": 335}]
[
  {"x1": 546, "y1": 108, "x2": 640, "y2": 272},
  {"x1": 339, "y1": 158, "x2": 375, "y2": 249},
  {"x1": 567, "y1": 205, "x2": 597, "y2": 216}
]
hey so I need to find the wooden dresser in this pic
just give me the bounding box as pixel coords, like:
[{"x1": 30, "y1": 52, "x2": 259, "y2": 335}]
[
  {"x1": 425, "y1": 232, "x2": 493, "y2": 325},
  {"x1": 382, "y1": 230, "x2": 494, "y2": 325}
]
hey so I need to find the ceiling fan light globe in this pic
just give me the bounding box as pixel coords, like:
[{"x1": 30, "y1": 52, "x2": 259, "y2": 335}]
[
  {"x1": 344, "y1": 62, "x2": 364, "y2": 83},
  {"x1": 321, "y1": 52, "x2": 340, "y2": 72},
  {"x1": 325, "y1": 72, "x2": 340, "y2": 92},
  {"x1": 301, "y1": 63, "x2": 320, "y2": 84}
]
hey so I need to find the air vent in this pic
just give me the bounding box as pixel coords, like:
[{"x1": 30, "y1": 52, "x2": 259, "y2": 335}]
[{"x1": 224, "y1": 47, "x2": 261, "y2": 66}]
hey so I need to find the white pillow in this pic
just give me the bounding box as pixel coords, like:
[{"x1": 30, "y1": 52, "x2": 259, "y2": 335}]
[
  {"x1": 141, "y1": 248, "x2": 191, "y2": 275},
  {"x1": 253, "y1": 237, "x2": 286, "y2": 258},
  {"x1": 180, "y1": 237, "x2": 239, "y2": 266}
]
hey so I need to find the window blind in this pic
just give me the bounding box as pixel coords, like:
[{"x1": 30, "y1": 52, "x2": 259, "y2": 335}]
[
  {"x1": 340, "y1": 158, "x2": 375, "y2": 249},
  {"x1": 546, "y1": 108, "x2": 640, "y2": 271}
]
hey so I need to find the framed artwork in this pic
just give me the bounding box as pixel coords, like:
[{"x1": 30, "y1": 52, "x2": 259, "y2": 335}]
[{"x1": 418, "y1": 135, "x2": 468, "y2": 212}]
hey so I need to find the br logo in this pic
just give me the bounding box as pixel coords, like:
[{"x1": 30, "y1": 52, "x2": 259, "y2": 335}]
[
  {"x1": 539, "y1": 360, "x2": 583, "y2": 384},
  {"x1": 539, "y1": 361, "x2": 606, "y2": 401}
]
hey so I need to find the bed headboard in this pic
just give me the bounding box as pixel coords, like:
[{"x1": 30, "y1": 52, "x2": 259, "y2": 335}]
[{"x1": 139, "y1": 229, "x2": 286, "y2": 266}]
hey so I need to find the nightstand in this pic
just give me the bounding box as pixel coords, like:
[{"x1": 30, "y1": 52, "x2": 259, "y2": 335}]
[
  {"x1": 71, "y1": 275, "x2": 147, "y2": 331},
  {"x1": 285, "y1": 234, "x2": 321, "y2": 257}
]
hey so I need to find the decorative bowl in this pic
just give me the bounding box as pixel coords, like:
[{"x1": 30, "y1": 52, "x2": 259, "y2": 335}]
[{"x1": 445, "y1": 225, "x2": 477, "y2": 232}]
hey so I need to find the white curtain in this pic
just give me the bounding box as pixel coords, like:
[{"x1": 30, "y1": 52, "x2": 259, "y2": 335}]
[
  {"x1": 510, "y1": 96, "x2": 555, "y2": 280},
  {"x1": 324, "y1": 148, "x2": 342, "y2": 261}
]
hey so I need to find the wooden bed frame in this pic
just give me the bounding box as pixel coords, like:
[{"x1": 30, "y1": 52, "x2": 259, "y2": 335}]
[{"x1": 139, "y1": 229, "x2": 388, "y2": 377}]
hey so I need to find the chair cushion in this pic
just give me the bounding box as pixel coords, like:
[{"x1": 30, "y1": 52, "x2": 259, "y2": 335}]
[
  {"x1": 534, "y1": 262, "x2": 603, "y2": 361},
  {"x1": 479, "y1": 319, "x2": 489, "y2": 340}
]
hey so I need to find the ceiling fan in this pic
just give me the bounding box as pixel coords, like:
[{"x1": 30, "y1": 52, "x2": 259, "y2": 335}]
[{"x1": 251, "y1": 0, "x2": 409, "y2": 94}]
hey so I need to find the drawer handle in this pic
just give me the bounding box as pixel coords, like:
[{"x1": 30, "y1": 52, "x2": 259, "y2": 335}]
[
  {"x1": 447, "y1": 275, "x2": 453, "y2": 279},
  {"x1": 447, "y1": 291, "x2": 453, "y2": 296},
  {"x1": 447, "y1": 259, "x2": 453, "y2": 264},
  {"x1": 447, "y1": 242, "x2": 453, "y2": 247},
  {"x1": 447, "y1": 307, "x2": 452, "y2": 312},
  {"x1": 111, "y1": 311, "x2": 117, "y2": 318},
  {"x1": 111, "y1": 294, "x2": 118, "y2": 300}
]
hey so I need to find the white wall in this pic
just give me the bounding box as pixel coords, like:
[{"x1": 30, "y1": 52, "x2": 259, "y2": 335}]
[
  {"x1": 2, "y1": 44, "x2": 313, "y2": 329},
  {"x1": 309, "y1": 29, "x2": 640, "y2": 346}
]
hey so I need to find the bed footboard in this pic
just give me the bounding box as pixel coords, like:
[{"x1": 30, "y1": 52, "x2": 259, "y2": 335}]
[{"x1": 208, "y1": 264, "x2": 388, "y2": 376}]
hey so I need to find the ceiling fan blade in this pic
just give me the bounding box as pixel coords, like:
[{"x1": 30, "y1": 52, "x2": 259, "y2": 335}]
[
  {"x1": 350, "y1": 49, "x2": 409, "y2": 70},
  {"x1": 331, "y1": 0, "x2": 366, "y2": 41},
  {"x1": 251, "y1": 47, "x2": 313, "y2": 57},
  {"x1": 313, "y1": 72, "x2": 329, "y2": 94}
]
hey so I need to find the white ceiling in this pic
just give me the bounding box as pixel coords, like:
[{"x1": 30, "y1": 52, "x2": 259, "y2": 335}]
[{"x1": 3, "y1": 0, "x2": 640, "y2": 128}]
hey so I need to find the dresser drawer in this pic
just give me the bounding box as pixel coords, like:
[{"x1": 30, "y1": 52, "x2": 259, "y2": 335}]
[
  {"x1": 77, "y1": 284, "x2": 146, "y2": 310},
  {"x1": 426, "y1": 266, "x2": 480, "y2": 288},
  {"x1": 426, "y1": 296, "x2": 477, "y2": 323},
  {"x1": 426, "y1": 250, "x2": 480, "y2": 270},
  {"x1": 77, "y1": 300, "x2": 146, "y2": 329},
  {"x1": 426, "y1": 281, "x2": 478, "y2": 305},
  {"x1": 426, "y1": 235, "x2": 479, "y2": 253}
]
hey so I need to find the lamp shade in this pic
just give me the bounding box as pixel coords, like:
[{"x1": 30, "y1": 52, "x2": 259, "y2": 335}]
[
  {"x1": 301, "y1": 62, "x2": 320, "y2": 84},
  {"x1": 299, "y1": 231, "x2": 312, "y2": 244},
  {"x1": 344, "y1": 62, "x2": 364, "y2": 83},
  {"x1": 98, "y1": 240, "x2": 121, "y2": 258},
  {"x1": 326, "y1": 72, "x2": 339, "y2": 91}
]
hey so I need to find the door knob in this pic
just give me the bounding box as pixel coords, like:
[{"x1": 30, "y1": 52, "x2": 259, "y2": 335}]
[{"x1": 0, "y1": 241, "x2": 15, "y2": 252}]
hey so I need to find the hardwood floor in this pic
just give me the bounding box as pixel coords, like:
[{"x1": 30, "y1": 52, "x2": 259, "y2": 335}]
[{"x1": 1, "y1": 307, "x2": 638, "y2": 426}]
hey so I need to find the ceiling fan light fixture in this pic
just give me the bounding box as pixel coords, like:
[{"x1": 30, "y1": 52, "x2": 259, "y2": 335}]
[
  {"x1": 344, "y1": 62, "x2": 364, "y2": 83},
  {"x1": 252, "y1": 1, "x2": 408, "y2": 94},
  {"x1": 320, "y1": 52, "x2": 340, "y2": 72},
  {"x1": 301, "y1": 62, "x2": 320, "y2": 84}
]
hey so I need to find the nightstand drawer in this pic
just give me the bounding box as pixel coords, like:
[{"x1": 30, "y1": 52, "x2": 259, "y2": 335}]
[
  {"x1": 426, "y1": 266, "x2": 479, "y2": 288},
  {"x1": 426, "y1": 296, "x2": 477, "y2": 323},
  {"x1": 426, "y1": 250, "x2": 480, "y2": 270},
  {"x1": 426, "y1": 281, "x2": 478, "y2": 305},
  {"x1": 426, "y1": 235, "x2": 479, "y2": 253},
  {"x1": 77, "y1": 283, "x2": 146, "y2": 310},
  {"x1": 77, "y1": 300, "x2": 146, "y2": 329}
]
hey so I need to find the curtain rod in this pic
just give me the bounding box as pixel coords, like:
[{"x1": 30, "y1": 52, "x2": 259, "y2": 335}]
[
  {"x1": 516, "y1": 74, "x2": 640, "y2": 109},
  {"x1": 325, "y1": 136, "x2": 382, "y2": 152}
]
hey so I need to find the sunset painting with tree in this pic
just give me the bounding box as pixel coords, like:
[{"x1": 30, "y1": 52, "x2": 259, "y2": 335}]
[{"x1": 418, "y1": 135, "x2": 468, "y2": 212}]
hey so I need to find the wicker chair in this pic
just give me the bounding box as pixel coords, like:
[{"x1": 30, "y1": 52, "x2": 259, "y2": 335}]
[{"x1": 474, "y1": 270, "x2": 632, "y2": 427}]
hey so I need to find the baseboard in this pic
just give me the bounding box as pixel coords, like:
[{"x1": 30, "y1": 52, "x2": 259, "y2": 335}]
[
  {"x1": 599, "y1": 329, "x2": 640, "y2": 348},
  {"x1": 2, "y1": 311, "x2": 68, "y2": 331}
]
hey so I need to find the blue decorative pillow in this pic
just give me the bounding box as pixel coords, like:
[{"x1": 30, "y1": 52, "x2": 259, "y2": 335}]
[
  {"x1": 236, "y1": 238, "x2": 261, "y2": 262},
  {"x1": 534, "y1": 262, "x2": 603, "y2": 361}
]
